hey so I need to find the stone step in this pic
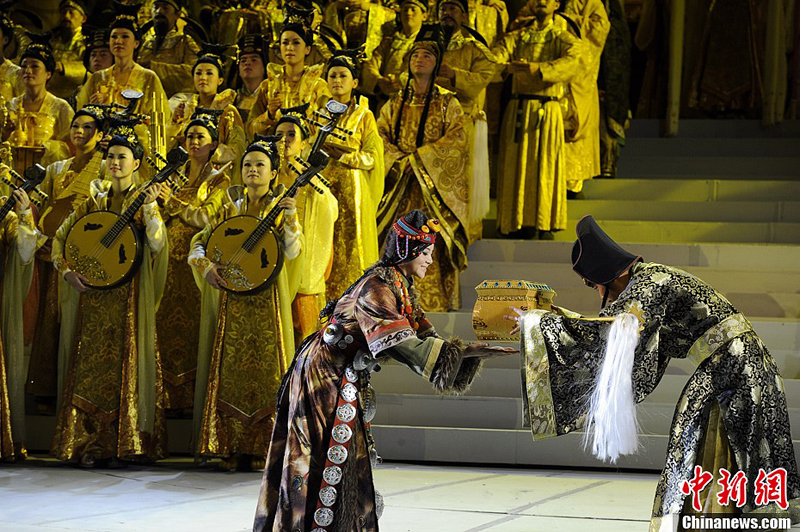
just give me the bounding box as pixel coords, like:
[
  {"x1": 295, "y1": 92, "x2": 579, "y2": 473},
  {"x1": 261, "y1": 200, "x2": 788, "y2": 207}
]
[
  {"x1": 627, "y1": 119, "x2": 800, "y2": 139},
  {"x1": 624, "y1": 137, "x2": 800, "y2": 158},
  {"x1": 370, "y1": 425, "x2": 800, "y2": 470},
  {"x1": 462, "y1": 262, "x2": 800, "y2": 298},
  {"x1": 425, "y1": 313, "x2": 800, "y2": 374},
  {"x1": 569, "y1": 199, "x2": 800, "y2": 223},
  {"x1": 580, "y1": 178, "x2": 800, "y2": 201},
  {"x1": 546, "y1": 220, "x2": 800, "y2": 244},
  {"x1": 618, "y1": 156, "x2": 800, "y2": 178},
  {"x1": 468, "y1": 240, "x2": 800, "y2": 271}
]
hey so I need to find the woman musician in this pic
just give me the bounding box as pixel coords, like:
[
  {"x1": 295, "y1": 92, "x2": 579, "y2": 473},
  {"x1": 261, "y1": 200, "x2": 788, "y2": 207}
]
[
  {"x1": 27, "y1": 104, "x2": 107, "y2": 415},
  {"x1": 0, "y1": 163, "x2": 44, "y2": 461},
  {"x1": 188, "y1": 136, "x2": 301, "y2": 471},
  {"x1": 50, "y1": 126, "x2": 168, "y2": 467},
  {"x1": 156, "y1": 109, "x2": 230, "y2": 418}
]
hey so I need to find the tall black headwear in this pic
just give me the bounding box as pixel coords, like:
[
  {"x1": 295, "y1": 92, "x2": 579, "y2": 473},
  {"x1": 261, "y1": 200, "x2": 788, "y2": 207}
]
[
  {"x1": 81, "y1": 27, "x2": 112, "y2": 71},
  {"x1": 571, "y1": 215, "x2": 642, "y2": 308},
  {"x1": 185, "y1": 107, "x2": 223, "y2": 142},
  {"x1": 281, "y1": 3, "x2": 315, "y2": 46},
  {"x1": 105, "y1": 115, "x2": 145, "y2": 161},
  {"x1": 393, "y1": 24, "x2": 445, "y2": 148},
  {"x1": 325, "y1": 46, "x2": 365, "y2": 80},
  {"x1": 237, "y1": 33, "x2": 267, "y2": 65},
  {"x1": 243, "y1": 134, "x2": 281, "y2": 172},
  {"x1": 109, "y1": 1, "x2": 142, "y2": 40},
  {"x1": 275, "y1": 102, "x2": 311, "y2": 139}
]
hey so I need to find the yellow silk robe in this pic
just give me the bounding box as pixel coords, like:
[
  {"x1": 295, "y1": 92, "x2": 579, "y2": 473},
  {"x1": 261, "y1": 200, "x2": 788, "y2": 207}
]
[
  {"x1": 138, "y1": 28, "x2": 201, "y2": 97},
  {"x1": 436, "y1": 29, "x2": 497, "y2": 242},
  {"x1": 51, "y1": 180, "x2": 169, "y2": 462},
  {"x1": 246, "y1": 63, "x2": 332, "y2": 138},
  {"x1": 156, "y1": 162, "x2": 229, "y2": 413},
  {"x1": 278, "y1": 156, "x2": 338, "y2": 340},
  {"x1": 377, "y1": 85, "x2": 469, "y2": 312},
  {"x1": 6, "y1": 93, "x2": 74, "y2": 174},
  {"x1": 361, "y1": 29, "x2": 418, "y2": 103},
  {"x1": 188, "y1": 185, "x2": 298, "y2": 458},
  {"x1": 167, "y1": 90, "x2": 247, "y2": 183},
  {"x1": 27, "y1": 154, "x2": 107, "y2": 408},
  {"x1": 76, "y1": 63, "x2": 170, "y2": 182},
  {"x1": 0, "y1": 58, "x2": 22, "y2": 103},
  {"x1": 323, "y1": 96, "x2": 383, "y2": 302},
  {"x1": 560, "y1": 0, "x2": 610, "y2": 192},
  {"x1": 49, "y1": 29, "x2": 87, "y2": 100},
  {"x1": 0, "y1": 206, "x2": 43, "y2": 459},
  {"x1": 323, "y1": 1, "x2": 396, "y2": 58},
  {"x1": 492, "y1": 21, "x2": 582, "y2": 234},
  {"x1": 235, "y1": 85, "x2": 260, "y2": 123},
  {"x1": 469, "y1": 0, "x2": 509, "y2": 47}
]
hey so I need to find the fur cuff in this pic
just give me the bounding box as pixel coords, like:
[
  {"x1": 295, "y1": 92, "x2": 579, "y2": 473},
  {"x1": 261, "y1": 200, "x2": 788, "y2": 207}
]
[{"x1": 429, "y1": 336, "x2": 483, "y2": 395}]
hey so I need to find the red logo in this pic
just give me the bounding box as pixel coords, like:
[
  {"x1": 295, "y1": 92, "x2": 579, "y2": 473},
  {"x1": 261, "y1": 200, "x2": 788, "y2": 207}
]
[
  {"x1": 754, "y1": 468, "x2": 788, "y2": 510},
  {"x1": 681, "y1": 466, "x2": 714, "y2": 511},
  {"x1": 717, "y1": 469, "x2": 748, "y2": 508}
]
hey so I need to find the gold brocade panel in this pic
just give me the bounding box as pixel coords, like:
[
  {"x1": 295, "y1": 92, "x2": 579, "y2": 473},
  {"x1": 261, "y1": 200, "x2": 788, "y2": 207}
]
[
  {"x1": 51, "y1": 281, "x2": 168, "y2": 462},
  {"x1": 198, "y1": 288, "x2": 286, "y2": 458},
  {"x1": 157, "y1": 217, "x2": 202, "y2": 411}
]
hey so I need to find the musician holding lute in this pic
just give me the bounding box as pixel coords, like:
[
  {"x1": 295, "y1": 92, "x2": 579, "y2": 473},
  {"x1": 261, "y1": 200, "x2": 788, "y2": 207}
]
[
  {"x1": 187, "y1": 136, "x2": 301, "y2": 472},
  {"x1": 27, "y1": 104, "x2": 107, "y2": 415},
  {"x1": 50, "y1": 125, "x2": 170, "y2": 467},
  {"x1": 0, "y1": 162, "x2": 46, "y2": 461}
]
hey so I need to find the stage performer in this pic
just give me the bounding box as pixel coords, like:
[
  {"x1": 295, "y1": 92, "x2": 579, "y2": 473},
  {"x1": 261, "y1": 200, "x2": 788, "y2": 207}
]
[
  {"x1": 246, "y1": 13, "x2": 331, "y2": 138},
  {"x1": 167, "y1": 43, "x2": 246, "y2": 183},
  {"x1": 376, "y1": 25, "x2": 469, "y2": 313},
  {"x1": 188, "y1": 136, "x2": 300, "y2": 471},
  {"x1": 50, "y1": 125, "x2": 168, "y2": 467},
  {"x1": 253, "y1": 209, "x2": 514, "y2": 531},
  {"x1": 0, "y1": 169, "x2": 44, "y2": 461},
  {"x1": 510, "y1": 215, "x2": 800, "y2": 530},
  {"x1": 491, "y1": 0, "x2": 581, "y2": 239},
  {"x1": 274, "y1": 107, "x2": 338, "y2": 343},
  {"x1": 321, "y1": 50, "x2": 383, "y2": 303},
  {"x1": 156, "y1": 110, "x2": 230, "y2": 418},
  {"x1": 26, "y1": 105, "x2": 107, "y2": 416}
]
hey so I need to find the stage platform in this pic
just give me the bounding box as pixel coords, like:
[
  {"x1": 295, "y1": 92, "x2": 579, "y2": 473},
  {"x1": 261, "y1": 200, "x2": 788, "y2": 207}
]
[{"x1": 1, "y1": 457, "x2": 665, "y2": 531}]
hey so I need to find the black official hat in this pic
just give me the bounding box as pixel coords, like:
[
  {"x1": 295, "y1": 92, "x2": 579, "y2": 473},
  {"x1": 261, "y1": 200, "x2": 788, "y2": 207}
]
[{"x1": 571, "y1": 215, "x2": 642, "y2": 286}]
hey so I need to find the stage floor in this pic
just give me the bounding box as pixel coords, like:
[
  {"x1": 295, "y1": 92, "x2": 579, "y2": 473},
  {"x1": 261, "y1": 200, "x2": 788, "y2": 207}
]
[{"x1": 1, "y1": 457, "x2": 666, "y2": 531}]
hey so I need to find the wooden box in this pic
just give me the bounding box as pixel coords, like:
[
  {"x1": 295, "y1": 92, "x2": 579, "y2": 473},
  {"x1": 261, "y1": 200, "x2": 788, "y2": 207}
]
[{"x1": 472, "y1": 280, "x2": 556, "y2": 341}]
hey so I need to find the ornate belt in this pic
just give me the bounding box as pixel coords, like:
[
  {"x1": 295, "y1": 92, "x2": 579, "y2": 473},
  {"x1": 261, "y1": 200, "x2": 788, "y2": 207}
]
[{"x1": 687, "y1": 313, "x2": 754, "y2": 367}]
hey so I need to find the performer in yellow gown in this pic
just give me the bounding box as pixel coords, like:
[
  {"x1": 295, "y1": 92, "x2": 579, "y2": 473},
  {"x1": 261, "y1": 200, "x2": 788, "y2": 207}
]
[
  {"x1": 490, "y1": 0, "x2": 581, "y2": 239},
  {"x1": 48, "y1": 0, "x2": 89, "y2": 100},
  {"x1": 75, "y1": 3, "x2": 170, "y2": 169},
  {"x1": 3, "y1": 36, "x2": 74, "y2": 175},
  {"x1": 50, "y1": 125, "x2": 168, "y2": 467},
  {"x1": 234, "y1": 34, "x2": 268, "y2": 123},
  {"x1": 167, "y1": 43, "x2": 246, "y2": 182},
  {"x1": 246, "y1": 14, "x2": 331, "y2": 138},
  {"x1": 188, "y1": 137, "x2": 299, "y2": 471},
  {"x1": 377, "y1": 25, "x2": 469, "y2": 312},
  {"x1": 0, "y1": 13, "x2": 22, "y2": 103},
  {"x1": 0, "y1": 176, "x2": 44, "y2": 461},
  {"x1": 320, "y1": 50, "x2": 383, "y2": 303},
  {"x1": 274, "y1": 107, "x2": 337, "y2": 342},
  {"x1": 156, "y1": 110, "x2": 230, "y2": 418},
  {"x1": 27, "y1": 105, "x2": 107, "y2": 415},
  {"x1": 137, "y1": 0, "x2": 200, "y2": 97}
]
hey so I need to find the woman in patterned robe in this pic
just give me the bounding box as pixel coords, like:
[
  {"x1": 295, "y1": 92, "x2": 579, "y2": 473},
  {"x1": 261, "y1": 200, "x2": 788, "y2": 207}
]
[
  {"x1": 50, "y1": 128, "x2": 168, "y2": 467},
  {"x1": 254, "y1": 209, "x2": 513, "y2": 532},
  {"x1": 376, "y1": 25, "x2": 470, "y2": 312},
  {"x1": 516, "y1": 215, "x2": 800, "y2": 530},
  {"x1": 155, "y1": 112, "x2": 230, "y2": 418},
  {"x1": 188, "y1": 137, "x2": 300, "y2": 471}
]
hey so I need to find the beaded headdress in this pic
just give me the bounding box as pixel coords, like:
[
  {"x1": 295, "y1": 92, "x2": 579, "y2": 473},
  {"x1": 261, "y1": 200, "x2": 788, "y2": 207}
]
[
  {"x1": 106, "y1": 115, "x2": 145, "y2": 160},
  {"x1": 282, "y1": 3, "x2": 315, "y2": 46},
  {"x1": 385, "y1": 210, "x2": 440, "y2": 265},
  {"x1": 276, "y1": 103, "x2": 311, "y2": 140},
  {"x1": 185, "y1": 107, "x2": 223, "y2": 141},
  {"x1": 193, "y1": 41, "x2": 230, "y2": 77}
]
